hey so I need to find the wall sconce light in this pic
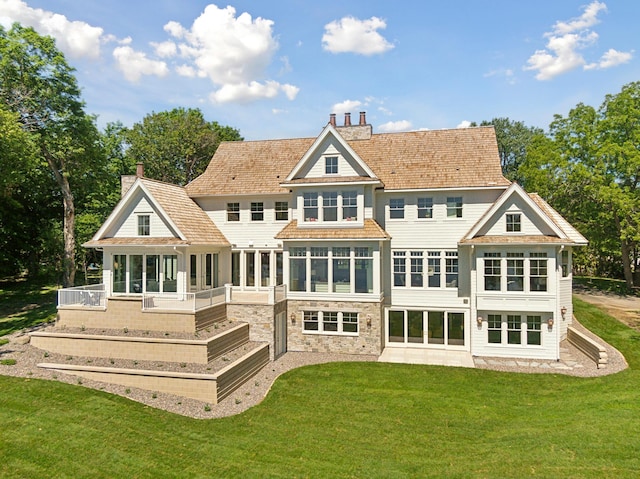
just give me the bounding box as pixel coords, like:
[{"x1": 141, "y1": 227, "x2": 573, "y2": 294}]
[
  {"x1": 290, "y1": 312, "x2": 296, "y2": 325},
  {"x1": 560, "y1": 306, "x2": 567, "y2": 320},
  {"x1": 476, "y1": 316, "x2": 483, "y2": 326},
  {"x1": 366, "y1": 314, "x2": 372, "y2": 328},
  {"x1": 547, "y1": 318, "x2": 554, "y2": 328}
]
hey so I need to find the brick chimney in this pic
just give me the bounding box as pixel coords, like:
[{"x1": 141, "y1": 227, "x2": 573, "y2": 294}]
[
  {"x1": 136, "y1": 162, "x2": 144, "y2": 178},
  {"x1": 334, "y1": 111, "x2": 372, "y2": 140},
  {"x1": 344, "y1": 112, "x2": 351, "y2": 126},
  {"x1": 329, "y1": 113, "x2": 336, "y2": 126},
  {"x1": 359, "y1": 111, "x2": 366, "y2": 125}
]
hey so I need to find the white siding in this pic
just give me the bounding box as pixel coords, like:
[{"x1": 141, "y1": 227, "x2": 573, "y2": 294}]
[
  {"x1": 297, "y1": 137, "x2": 366, "y2": 179},
  {"x1": 111, "y1": 195, "x2": 175, "y2": 238},
  {"x1": 482, "y1": 196, "x2": 558, "y2": 237}
]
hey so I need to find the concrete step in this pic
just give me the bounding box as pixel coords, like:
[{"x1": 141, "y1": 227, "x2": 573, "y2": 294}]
[{"x1": 378, "y1": 347, "x2": 475, "y2": 368}]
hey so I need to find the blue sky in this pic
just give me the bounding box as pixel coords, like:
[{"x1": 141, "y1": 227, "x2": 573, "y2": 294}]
[{"x1": 1, "y1": 0, "x2": 638, "y2": 140}]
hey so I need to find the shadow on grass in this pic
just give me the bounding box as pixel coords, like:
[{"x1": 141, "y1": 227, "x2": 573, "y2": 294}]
[
  {"x1": 574, "y1": 275, "x2": 640, "y2": 296},
  {"x1": 0, "y1": 278, "x2": 57, "y2": 337}
]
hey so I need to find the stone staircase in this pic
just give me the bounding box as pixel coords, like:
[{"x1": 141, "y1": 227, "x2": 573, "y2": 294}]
[{"x1": 29, "y1": 316, "x2": 270, "y2": 404}]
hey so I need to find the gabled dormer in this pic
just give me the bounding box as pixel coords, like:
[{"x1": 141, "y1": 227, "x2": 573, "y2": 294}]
[
  {"x1": 461, "y1": 183, "x2": 587, "y2": 246},
  {"x1": 281, "y1": 113, "x2": 382, "y2": 228}
]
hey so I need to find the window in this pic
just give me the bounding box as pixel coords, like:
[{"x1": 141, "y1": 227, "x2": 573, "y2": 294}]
[
  {"x1": 355, "y1": 247, "x2": 373, "y2": 293},
  {"x1": 146, "y1": 255, "x2": 160, "y2": 292},
  {"x1": 445, "y1": 252, "x2": 458, "y2": 288},
  {"x1": 393, "y1": 251, "x2": 406, "y2": 287},
  {"x1": 506, "y1": 252, "x2": 524, "y2": 291},
  {"x1": 137, "y1": 215, "x2": 150, "y2": 236},
  {"x1": 290, "y1": 247, "x2": 307, "y2": 292},
  {"x1": 190, "y1": 254, "x2": 197, "y2": 288},
  {"x1": 245, "y1": 251, "x2": 255, "y2": 287},
  {"x1": 251, "y1": 202, "x2": 264, "y2": 221},
  {"x1": 506, "y1": 213, "x2": 521, "y2": 232},
  {"x1": 323, "y1": 192, "x2": 338, "y2": 221},
  {"x1": 446, "y1": 197, "x2": 463, "y2": 218},
  {"x1": 561, "y1": 250, "x2": 570, "y2": 277},
  {"x1": 484, "y1": 253, "x2": 501, "y2": 291},
  {"x1": 231, "y1": 252, "x2": 240, "y2": 286},
  {"x1": 303, "y1": 311, "x2": 359, "y2": 334},
  {"x1": 227, "y1": 203, "x2": 240, "y2": 222},
  {"x1": 410, "y1": 252, "x2": 423, "y2": 287},
  {"x1": 275, "y1": 202, "x2": 288, "y2": 221},
  {"x1": 113, "y1": 255, "x2": 127, "y2": 293},
  {"x1": 507, "y1": 315, "x2": 522, "y2": 344},
  {"x1": 530, "y1": 253, "x2": 548, "y2": 292},
  {"x1": 390, "y1": 198, "x2": 405, "y2": 219},
  {"x1": 488, "y1": 314, "x2": 502, "y2": 344},
  {"x1": 325, "y1": 156, "x2": 338, "y2": 174},
  {"x1": 527, "y1": 315, "x2": 542, "y2": 345},
  {"x1": 427, "y1": 251, "x2": 441, "y2": 288},
  {"x1": 303, "y1": 193, "x2": 318, "y2": 222},
  {"x1": 332, "y1": 247, "x2": 351, "y2": 293},
  {"x1": 417, "y1": 197, "x2": 433, "y2": 219},
  {"x1": 310, "y1": 247, "x2": 328, "y2": 292},
  {"x1": 342, "y1": 191, "x2": 357, "y2": 220}
]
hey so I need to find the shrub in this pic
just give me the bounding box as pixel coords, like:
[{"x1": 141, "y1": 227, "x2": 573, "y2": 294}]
[{"x1": 1, "y1": 358, "x2": 17, "y2": 366}]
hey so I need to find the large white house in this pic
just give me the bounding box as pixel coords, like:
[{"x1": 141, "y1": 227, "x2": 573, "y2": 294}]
[{"x1": 82, "y1": 112, "x2": 587, "y2": 363}]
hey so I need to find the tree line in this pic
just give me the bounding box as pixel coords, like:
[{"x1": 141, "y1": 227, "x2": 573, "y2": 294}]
[
  {"x1": 2, "y1": 23, "x2": 639, "y2": 287},
  {"x1": 0, "y1": 24, "x2": 242, "y2": 286}
]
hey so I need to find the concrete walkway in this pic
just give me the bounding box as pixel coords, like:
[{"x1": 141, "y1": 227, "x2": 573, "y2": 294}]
[
  {"x1": 473, "y1": 345, "x2": 583, "y2": 372},
  {"x1": 378, "y1": 347, "x2": 475, "y2": 368}
]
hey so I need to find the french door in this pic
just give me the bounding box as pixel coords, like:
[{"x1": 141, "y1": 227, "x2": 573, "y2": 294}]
[{"x1": 388, "y1": 310, "x2": 465, "y2": 347}]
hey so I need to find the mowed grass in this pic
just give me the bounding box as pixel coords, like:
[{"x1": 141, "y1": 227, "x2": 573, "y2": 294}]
[
  {"x1": 1, "y1": 291, "x2": 640, "y2": 477},
  {"x1": 0, "y1": 278, "x2": 57, "y2": 336}
]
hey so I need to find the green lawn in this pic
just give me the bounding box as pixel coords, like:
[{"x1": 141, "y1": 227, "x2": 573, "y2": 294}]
[
  {"x1": 0, "y1": 278, "x2": 57, "y2": 336},
  {"x1": 1, "y1": 289, "x2": 640, "y2": 477}
]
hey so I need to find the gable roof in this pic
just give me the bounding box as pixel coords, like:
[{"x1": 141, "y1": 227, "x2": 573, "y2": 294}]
[
  {"x1": 84, "y1": 178, "x2": 229, "y2": 248},
  {"x1": 185, "y1": 126, "x2": 509, "y2": 197},
  {"x1": 460, "y1": 182, "x2": 587, "y2": 246}
]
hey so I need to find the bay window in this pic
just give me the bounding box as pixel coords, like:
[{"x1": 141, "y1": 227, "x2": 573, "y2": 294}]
[
  {"x1": 303, "y1": 193, "x2": 318, "y2": 222},
  {"x1": 342, "y1": 191, "x2": 357, "y2": 220},
  {"x1": 323, "y1": 192, "x2": 338, "y2": 221}
]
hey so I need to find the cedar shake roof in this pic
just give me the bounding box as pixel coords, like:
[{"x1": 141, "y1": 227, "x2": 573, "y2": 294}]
[
  {"x1": 84, "y1": 178, "x2": 229, "y2": 248},
  {"x1": 275, "y1": 219, "x2": 391, "y2": 240},
  {"x1": 528, "y1": 193, "x2": 588, "y2": 245},
  {"x1": 185, "y1": 126, "x2": 509, "y2": 197}
]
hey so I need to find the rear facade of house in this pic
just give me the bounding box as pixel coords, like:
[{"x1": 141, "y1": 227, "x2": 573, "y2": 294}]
[{"x1": 84, "y1": 113, "x2": 587, "y2": 363}]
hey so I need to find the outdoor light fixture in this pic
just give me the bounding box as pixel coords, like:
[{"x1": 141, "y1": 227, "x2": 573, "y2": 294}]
[
  {"x1": 560, "y1": 306, "x2": 567, "y2": 320},
  {"x1": 476, "y1": 316, "x2": 483, "y2": 326},
  {"x1": 366, "y1": 315, "x2": 372, "y2": 327},
  {"x1": 547, "y1": 318, "x2": 554, "y2": 328},
  {"x1": 290, "y1": 312, "x2": 296, "y2": 325}
]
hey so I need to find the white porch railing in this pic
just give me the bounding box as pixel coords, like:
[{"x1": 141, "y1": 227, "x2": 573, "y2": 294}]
[
  {"x1": 142, "y1": 286, "x2": 226, "y2": 312},
  {"x1": 57, "y1": 284, "x2": 106, "y2": 308}
]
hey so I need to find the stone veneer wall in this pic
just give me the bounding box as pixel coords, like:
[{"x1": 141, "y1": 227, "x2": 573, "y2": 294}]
[
  {"x1": 287, "y1": 300, "x2": 383, "y2": 355},
  {"x1": 226, "y1": 300, "x2": 286, "y2": 360}
]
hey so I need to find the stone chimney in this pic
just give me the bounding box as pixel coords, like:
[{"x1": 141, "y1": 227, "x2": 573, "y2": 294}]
[
  {"x1": 335, "y1": 111, "x2": 372, "y2": 140},
  {"x1": 329, "y1": 113, "x2": 336, "y2": 126},
  {"x1": 121, "y1": 162, "x2": 144, "y2": 197}
]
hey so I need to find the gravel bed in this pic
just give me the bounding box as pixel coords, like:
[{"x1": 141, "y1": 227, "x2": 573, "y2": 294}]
[{"x1": 0, "y1": 318, "x2": 628, "y2": 419}]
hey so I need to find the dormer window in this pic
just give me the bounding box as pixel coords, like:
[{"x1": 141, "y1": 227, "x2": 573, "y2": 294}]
[
  {"x1": 325, "y1": 156, "x2": 338, "y2": 174},
  {"x1": 506, "y1": 213, "x2": 521, "y2": 232},
  {"x1": 304, "y1": 192, "x2": 318, "y2": 221},
  {"x1": 138, "y1": 215, "x2": 150, "y2": 236}
]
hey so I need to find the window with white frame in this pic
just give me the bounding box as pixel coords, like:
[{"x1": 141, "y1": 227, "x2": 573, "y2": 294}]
[
  {"x1": 323, "y1": 192, "x2": 338, "y2": 221},
  {"x1": 303, "y1": 193, "x2": 318, "y2": 222},
  {"x1": 342, "y1": 191, "x2": 357, "y2": 220},
  {"x1": 488, "y1": 314, "x2": 502, "y2": 344},
  {"x1": 427, "y1": 251, "x2": 441, "y2": 288},
  {"x1": 486, "y1": 313, "x2": 544, "y2": 347},
  {"x1": 445, "y1": 251, "x2": 458, "y2": 287},
  {"x1": 389, "y1": 198, "x2": 405, "y2": 219},
  {"x1": 227, "y1": 203, "x2": 240, "y2": 222},
  {"x1": 410, "y1": 251, "x2": 423, "y2": 287},
  {"x1": 484, "y1": 253, "x2": 502, "y2": 291},
  {"x1": 325, "y1": 156, "x2": 338, "y2": 174},
  {"x1": 506, "y1": 252, "x2": 524, "y2": 291},
  {"x1": 506, "y1": 213, "x2": 521, "y2": 232},
  {"x1": 332, "y1": 247, "x2": 350, "y2": 293},
  {"x1": 354, "y1": 247, "x2": 373, "y2": 293},
  {"x1": 446, "y1": 197, "x2": 463, "y2": 218},
  {"x1": 417, "y1": 197, "x2": 433, "y2": 219},
  {"x1": 530, "y1": 253, "x2": 548, "y2": 291},
  {"x1": 303, "y1": 310, "x2": 359, "y2": 335},
  {"x1": 310, "y1": 247, "x2": 329, "y2": 292},
  {"x1": 527, "y1": 315, "x2": 542, "y2": 345},
  {"x1": 561, "y1": 250, "x2": 570, "y2": 277},
  {"x1": 393, "y1": 251, "x2": 406, "y2": 286},
  {"x1": 137, "y1": 215, "x2": 150, "y2": 236},
  {"x1": 251, "y1": 202, "x2": 264, "y2": 221},
  {"x1": 275, "y1": 201, "x2": 288, "y2": 221},
  {"x1": 507, "y1": 315, "x2": 521, "y2": 344}
]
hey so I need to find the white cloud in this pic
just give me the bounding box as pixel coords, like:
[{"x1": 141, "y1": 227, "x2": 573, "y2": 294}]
[
  {"x1": 456, "y1": 120, "x2": 472, "y2": 129},
  {"x1": 524, "y1": 1, "x2": 632, "y2": 80},
  {"x1": 332, "y1": 100, "x2": 363, "y2": 115},
  {"x1": 151, "y1": 40, "x2": 177, "y2": 58},
  {"x1": 585, "y1": 48, "x2": 633, "y2": 70},
  {"x1": 378, "y1": 120, "x2": 412, "y2": 133},
  {"x1": 210, "y1": 80, "x2": 298, "y2": 104},
  {"x1": 176, "y1": 64, "x2": 197, "y2": 77},
  {"x1": 113, "y1": 46, "x2": 169, "y2": 83},
  {"x1": 322, "y1": 16, "x2": 394, "y2": 55},
  {"x1": 0, "y1": 0, "x2": 105, "y2": 59}
]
